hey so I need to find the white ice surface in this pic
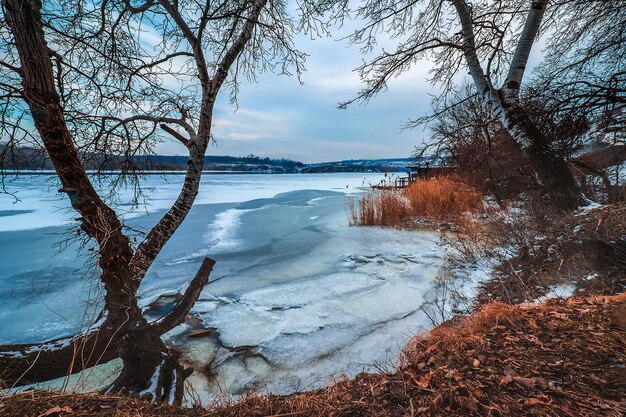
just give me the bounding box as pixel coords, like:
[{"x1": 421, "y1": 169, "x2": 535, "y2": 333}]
[
  {"x1": 182, "y1": 220, "x2": 444, "y2": 402},
  {"x1": 0, "y1": 173, "x2": 382, "y2": 231}
]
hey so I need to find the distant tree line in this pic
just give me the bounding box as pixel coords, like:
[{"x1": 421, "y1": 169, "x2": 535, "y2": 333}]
[{"x1": 0, "y1": 144, "x2": 305, "y2": 172}]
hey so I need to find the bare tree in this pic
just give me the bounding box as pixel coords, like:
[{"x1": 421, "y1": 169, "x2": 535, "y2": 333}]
[
  {"x1": 0, "y1": 0, "x2": 304, "y2": 403},
  {"x1": 420, "y1": 84, "x2": 538, "y2": 204},
  {"x1": 337, "y1": 0, "x2": 625, "y2": 211},
  {"x1": 534, "y1": 0, "x2": 626, "y2": 118}
]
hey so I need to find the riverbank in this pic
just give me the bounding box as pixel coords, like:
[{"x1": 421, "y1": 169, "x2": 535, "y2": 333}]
[
  {"x1": 2, "y1": 178, "x2": 624, "y2": 415},
  {"x1": 3, "y1": 293, "x2": 624, "y2": 416}
]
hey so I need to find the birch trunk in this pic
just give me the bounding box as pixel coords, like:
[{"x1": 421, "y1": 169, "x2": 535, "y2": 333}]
[
  {"x1": 497, "y1": 101, "x2": 583, "y2": 211},
  {"x1": 450, "y1": 0, "x2": 583, "y2": 212}
]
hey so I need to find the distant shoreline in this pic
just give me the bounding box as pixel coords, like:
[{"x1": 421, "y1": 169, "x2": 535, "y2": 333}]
[
  {"x1": 3, "y1": 170, "x2": 269, "y2": 175},
  {"x1": 2, "y1": 169, "x2": 398, "y2": 176}
]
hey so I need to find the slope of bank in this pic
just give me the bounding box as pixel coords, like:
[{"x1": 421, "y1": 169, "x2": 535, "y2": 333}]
[{"x1": 2, "y1": 293, "x2": 624, "y2": 416}]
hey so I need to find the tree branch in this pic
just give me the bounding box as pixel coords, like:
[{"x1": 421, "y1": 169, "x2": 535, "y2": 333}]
[
  {"x1": 151, "y1": 257, "x2": 215, "y2": 334},
  {"x1": 160, "y1": 124, "x2": 190, "y2": 147},
  {"x1": 211, "y1": 0, "x2": 267, "y2": 93},
  {"x1": 0, "y1": 60, "x2": 22, "y2": 75},
  {"x1": 448, "y1": 0, "x2": 492, "y2": 99}
]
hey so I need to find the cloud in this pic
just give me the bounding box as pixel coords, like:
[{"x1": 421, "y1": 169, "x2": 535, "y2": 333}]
[
  {"x1": 212, "y1": 108, "x2": 295, "y2": 143},
  {"x1": 152, "y1": 11, "x2": 439, "y2": 163}
]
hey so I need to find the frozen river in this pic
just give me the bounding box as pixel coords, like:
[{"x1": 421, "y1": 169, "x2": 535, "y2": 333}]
[{"x1": 0, "y1": 173, "x2": 446, "y2": 401}]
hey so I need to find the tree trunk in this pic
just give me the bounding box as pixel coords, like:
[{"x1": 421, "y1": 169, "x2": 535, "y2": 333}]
[
  {"x1": 1, "y1": 0, "x2": 206, "y2": 403},
  {"x1": 108, "y1": 318, "x2": 192, "y2": 403},
  {"x1": 498, "y1": 100, "x2": 583, "y2": 212}
]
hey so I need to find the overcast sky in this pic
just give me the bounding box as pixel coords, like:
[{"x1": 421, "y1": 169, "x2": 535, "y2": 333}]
[{"x1": 154, "y1": 24, "x2": 440, "y2": 163}]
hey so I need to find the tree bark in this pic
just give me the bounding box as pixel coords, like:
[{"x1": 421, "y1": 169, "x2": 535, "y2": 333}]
[{"x1": 498, "y1": 101, "x2": 584, "y2": 212}]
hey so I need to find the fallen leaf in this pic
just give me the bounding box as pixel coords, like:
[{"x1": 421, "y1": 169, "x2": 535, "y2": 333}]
[
  {"x1": 512, "y1": 376, "x2": 536, "y2": 389},
  {"x1": 525, "y1": 335, "x2": 544, "y2": 347},
  {"x1": 472, "y1": 387, "x2": 487, "y2": 398},
  {"x1": 424, "y1": 344, "x2": 438, "y2": 354},
  {"x1": 458, "y1": 396, "x2": 479, "y2": 412},
  {"x1": 589, "y1": 374, "x2": 607, "y2": 385},
  {"x1": 499, "y1": 375, "x2": 513, "y2": 385},
  {"x1": 525, "y1": 398, "x2": 550, "y2": 406},
  {"x1": 472, "y1": 359, "x2": 480, "y2": 367},
  {"x1": 38, "y1": 406, "x2": 73, "y2": 417},
  {"x1": 535, "y1": 377, "x2": 549, "y2": 390},
  {"x1": 417, "y1": 372, "x2": 433, "y2": 388}
]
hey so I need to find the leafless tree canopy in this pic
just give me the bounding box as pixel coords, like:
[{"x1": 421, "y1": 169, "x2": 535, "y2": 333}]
[
  {"x1": 536, "y1": 0, "x2": 626, "y2": 116},
  {"x1": 339, "y1": 0, "x2": 623, "y2": 109},
  {"x1": 0, "y1": 0, "x2": 306, "y2": 174},
  {"x1": 335, "y1": 0, "x2": 624, "y2": 212}
]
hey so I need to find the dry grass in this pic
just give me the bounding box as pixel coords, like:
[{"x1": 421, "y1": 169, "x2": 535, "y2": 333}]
[
  {"x1": 0, "y1": 391, "x2": 202, "y2": 417},
  {"x1": 349, "y1": 190, "x2": 411, "y2": 227},
  {"x1": 350, "y1": 176, "x2": 485, "y2": 227},
  {"x1": 404, "y1": 176, "x2": 484, "y2": 220},
  {"x1": 474, "y1": 202, "x2": 626, "y2": 306}
]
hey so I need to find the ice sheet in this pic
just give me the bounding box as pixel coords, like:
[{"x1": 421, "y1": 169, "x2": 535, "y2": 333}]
[
  {"x1": 0, "y1": 173, "x2": 484, "y2": 404},
  {"x1": 0, "y1": 173, "x2": 383, "y2": 231}
]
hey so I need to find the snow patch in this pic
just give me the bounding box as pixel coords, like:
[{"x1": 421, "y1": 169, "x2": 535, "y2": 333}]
[
  {"x1": 203, "y1": 209, "x2": 248, "y2": 253},
  {"x1": 536, "y1": 283, "x2": 577, "y2": 302},
  {"x1": 139, "y1": 360, "x2": 164, "y2": 402},
  {"x1": 578, "y1": 197, "x2": 603, "y2": 214}
]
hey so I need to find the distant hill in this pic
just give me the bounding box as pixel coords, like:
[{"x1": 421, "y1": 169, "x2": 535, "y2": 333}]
[
  {"x1": 139, "y1": 154, "x2": 305, "y2": 173},
  {"x1": 0, "y1": 144, "x2": 423, "y2": 173},
  {"x1": 0, "y1": 146, "x2": 305, "y2": 173},
  {"x1": 302, "y1": 158, "x2": 417, "y2": 173}
]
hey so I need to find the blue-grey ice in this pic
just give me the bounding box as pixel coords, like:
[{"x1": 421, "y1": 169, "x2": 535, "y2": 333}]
[{"x1": 0, "y1": 173, "x2": 446, "y2": 402}]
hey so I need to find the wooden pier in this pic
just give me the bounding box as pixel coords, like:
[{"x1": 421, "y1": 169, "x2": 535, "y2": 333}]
[{"x1": 373, "y1": 163, "x2": 456, "y2": 190}]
